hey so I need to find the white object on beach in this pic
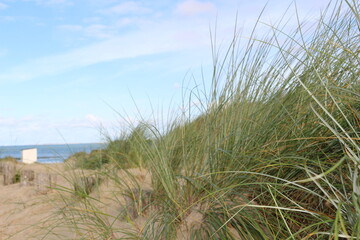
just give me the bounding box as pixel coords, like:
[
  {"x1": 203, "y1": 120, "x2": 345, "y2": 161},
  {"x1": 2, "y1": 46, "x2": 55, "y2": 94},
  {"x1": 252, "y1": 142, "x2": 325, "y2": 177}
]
[{"x1": 21, "y1": 148, "x2": 37, "y2": 164}]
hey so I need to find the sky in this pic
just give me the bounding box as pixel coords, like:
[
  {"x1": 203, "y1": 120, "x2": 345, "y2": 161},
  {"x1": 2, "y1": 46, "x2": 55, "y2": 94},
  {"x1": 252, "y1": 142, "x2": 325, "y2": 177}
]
[{"x1": 0, "y1": 0, "x2": 332, "y2": 145}]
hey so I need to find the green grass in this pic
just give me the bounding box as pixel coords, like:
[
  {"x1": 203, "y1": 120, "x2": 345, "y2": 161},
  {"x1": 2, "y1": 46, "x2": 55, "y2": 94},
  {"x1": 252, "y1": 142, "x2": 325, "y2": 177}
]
[
  {"x1": 53, "y1": 1, "x2": 360, "y2": 239},
  {"x1": 65, "y1": 126, "x2": 150, "y2": 170},
  {"x1": 65, "y1": 150, "x2": 108, "y2": 170}
]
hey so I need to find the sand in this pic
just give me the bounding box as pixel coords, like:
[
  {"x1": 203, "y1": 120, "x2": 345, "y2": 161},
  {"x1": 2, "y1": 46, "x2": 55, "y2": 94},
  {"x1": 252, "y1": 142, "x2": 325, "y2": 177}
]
[
  {"x1": 0, "y1": 163, "x2": 75, "y2": 239},
  {"x1": 0, "y1": 163, "x2": 206, "y2": 239},
  {"x1": 0, "y1": 163, "x2": 153, "y2": 240}
]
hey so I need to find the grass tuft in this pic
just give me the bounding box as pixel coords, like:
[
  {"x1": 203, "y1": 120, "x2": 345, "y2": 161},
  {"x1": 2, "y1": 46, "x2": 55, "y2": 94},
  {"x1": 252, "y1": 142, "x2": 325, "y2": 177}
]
[{"x1": 51, "y1": 1, "x2": 360, "y2": 239}]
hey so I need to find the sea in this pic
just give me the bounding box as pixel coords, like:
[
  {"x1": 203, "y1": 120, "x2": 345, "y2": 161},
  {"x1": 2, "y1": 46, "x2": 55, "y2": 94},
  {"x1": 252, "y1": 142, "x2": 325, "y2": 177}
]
[{"x1": 0, "y1": 143, "x2": 106, "y2": 163}]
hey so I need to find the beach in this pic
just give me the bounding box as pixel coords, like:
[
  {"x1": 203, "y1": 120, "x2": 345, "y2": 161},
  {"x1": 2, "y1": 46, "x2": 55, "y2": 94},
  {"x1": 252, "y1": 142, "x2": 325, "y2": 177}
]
[
  {"x1": 0, "y1": 1, "x2": 358, "y2": 238},
  {"x1": 0, "y1": 162, "x2": 152, "y2": 239},
  {"x1": 0, "y1": 163, "x2": 70, "y2": 239}
]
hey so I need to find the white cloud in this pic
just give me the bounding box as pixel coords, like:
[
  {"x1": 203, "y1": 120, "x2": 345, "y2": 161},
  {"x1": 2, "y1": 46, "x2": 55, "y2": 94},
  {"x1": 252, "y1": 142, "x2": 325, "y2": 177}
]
[
  {"x1": 0, "y1": 0, "x2": 242, "y2": 84},
  {"x1": 175, "y1": 0, "x2": 216, "y2": 16},
  {"x1": 59, "y1": 24, "x2": 114, "y2": 39},
  {"x1": 84, "y1": 24, "x2": 114, "y2": 38},
  {"x1": 0, "y1": 115, "x2": 106, "y2": 134},
  {"x1": 0, "y1": 115, "x2": 107, "y2": 145},
  {"x1": 23, "y1": 0, "x2": 72, "y2": 6},
  {"x1": 0, "y1": 2, "x2": 8, "y2": 9},
  {"x1": 58, "y1": 24, "x2": 83, "y2": 31},
  {"x1": 85, "y1": 114, "x2": 103, "y2": 124},
  {"x1": 116, "y1": 17, "x2": 148, "y2": 27},
  {"x1": 0, "y1": 117, "x2": 16, "y2": 127},
  {"x1": 0, "y1": 20, "x2": 211, "y2": 83},
  {"x1": 45, "y1": 0, "x2": 68, "y2": 4},
  {"x1": 59, "y1": 17, "x2": 148, "y2": 41},
  {"x1": 0, "y1": 16, "x2": 15, "y2": 21},
  {"x1": 106, "y1": 1, "x2": 150, "y2": 15}
]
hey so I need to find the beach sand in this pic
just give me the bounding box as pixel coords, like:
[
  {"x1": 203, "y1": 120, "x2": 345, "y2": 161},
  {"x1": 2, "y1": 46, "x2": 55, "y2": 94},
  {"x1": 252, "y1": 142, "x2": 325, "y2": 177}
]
[
  {"x1": 0, "y1": 163, "x2": 152, "y2": 239},
  {"x1": 0, "y1": 163, "x2": 76, "y2": 239},
  {"x1": 0, "y1": 163, "x2": 204, "y2": 239}
]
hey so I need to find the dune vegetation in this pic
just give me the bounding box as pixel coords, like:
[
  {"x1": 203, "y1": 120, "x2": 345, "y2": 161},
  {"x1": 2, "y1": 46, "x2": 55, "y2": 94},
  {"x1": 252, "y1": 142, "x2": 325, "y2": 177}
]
[{"x1": 57, "y1": 1, "x2": 359, "y2": 239}]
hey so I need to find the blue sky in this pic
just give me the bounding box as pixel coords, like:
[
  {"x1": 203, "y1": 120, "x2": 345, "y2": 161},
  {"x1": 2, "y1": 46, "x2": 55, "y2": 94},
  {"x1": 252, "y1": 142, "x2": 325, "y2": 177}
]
[{"x1": 0, "y1": 0, "x2": 331, "y2": 145}]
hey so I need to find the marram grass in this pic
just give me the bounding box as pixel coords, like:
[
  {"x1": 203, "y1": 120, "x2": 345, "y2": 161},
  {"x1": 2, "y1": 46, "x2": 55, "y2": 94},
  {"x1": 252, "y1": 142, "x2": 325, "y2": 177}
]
[{"x1": 53, "y1": 1, "x2": 359, "y2": 239}]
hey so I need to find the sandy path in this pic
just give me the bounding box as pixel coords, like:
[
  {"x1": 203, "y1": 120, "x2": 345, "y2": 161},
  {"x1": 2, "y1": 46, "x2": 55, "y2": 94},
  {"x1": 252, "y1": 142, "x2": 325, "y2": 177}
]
[
  {"x1": 0, "y1": 164, "x2": 151, "y2": 239},
  {"x1": 0, "y1": 163, "x2": 76, "y2": 240}
]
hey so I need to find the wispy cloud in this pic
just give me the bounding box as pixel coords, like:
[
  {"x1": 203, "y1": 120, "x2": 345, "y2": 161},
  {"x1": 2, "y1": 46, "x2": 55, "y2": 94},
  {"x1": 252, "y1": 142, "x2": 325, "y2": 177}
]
[
  {"x1": 175, "y1": 0, "x2": 216, "y2": 16},
  {"x1": 105, "y1": 1, "x2": 151, "y2": 15},
  {"x1": 0, "y1": 16, "x2": 15, "y2": 21},
  {"x1": 85, "y1": 114, "x2": 104, "y2": 125},
  {"x1": 0, "y1": 114, "x2": 108, "y2": 132},
  {"x1": 0, "y1": 2, "x2": 8, "y2": 10},
  {"x1": 58, "y1": 24, "x2": 83, "y2": 31},
  {"x1": 22, "y1": 0, "x2": 73, "y2": 6},
  {"x1": 84, "y1": 24, "x2": 116, "y2": 38},
  {"x1": 1, "y1": 19, "x2": 211, "y2": 83},
  {"x1": 0, "y1": 114, "x2": 109, "y2": 145},
  {"x1": 58, "y1": 23, "x2": 115, "y2": 39},
  {"x1": 0, "y1": 0, "x2": 234, "y2": 84},
  {"x1": 115, "y1": 17, "x2": 148, "y2": 27}
]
